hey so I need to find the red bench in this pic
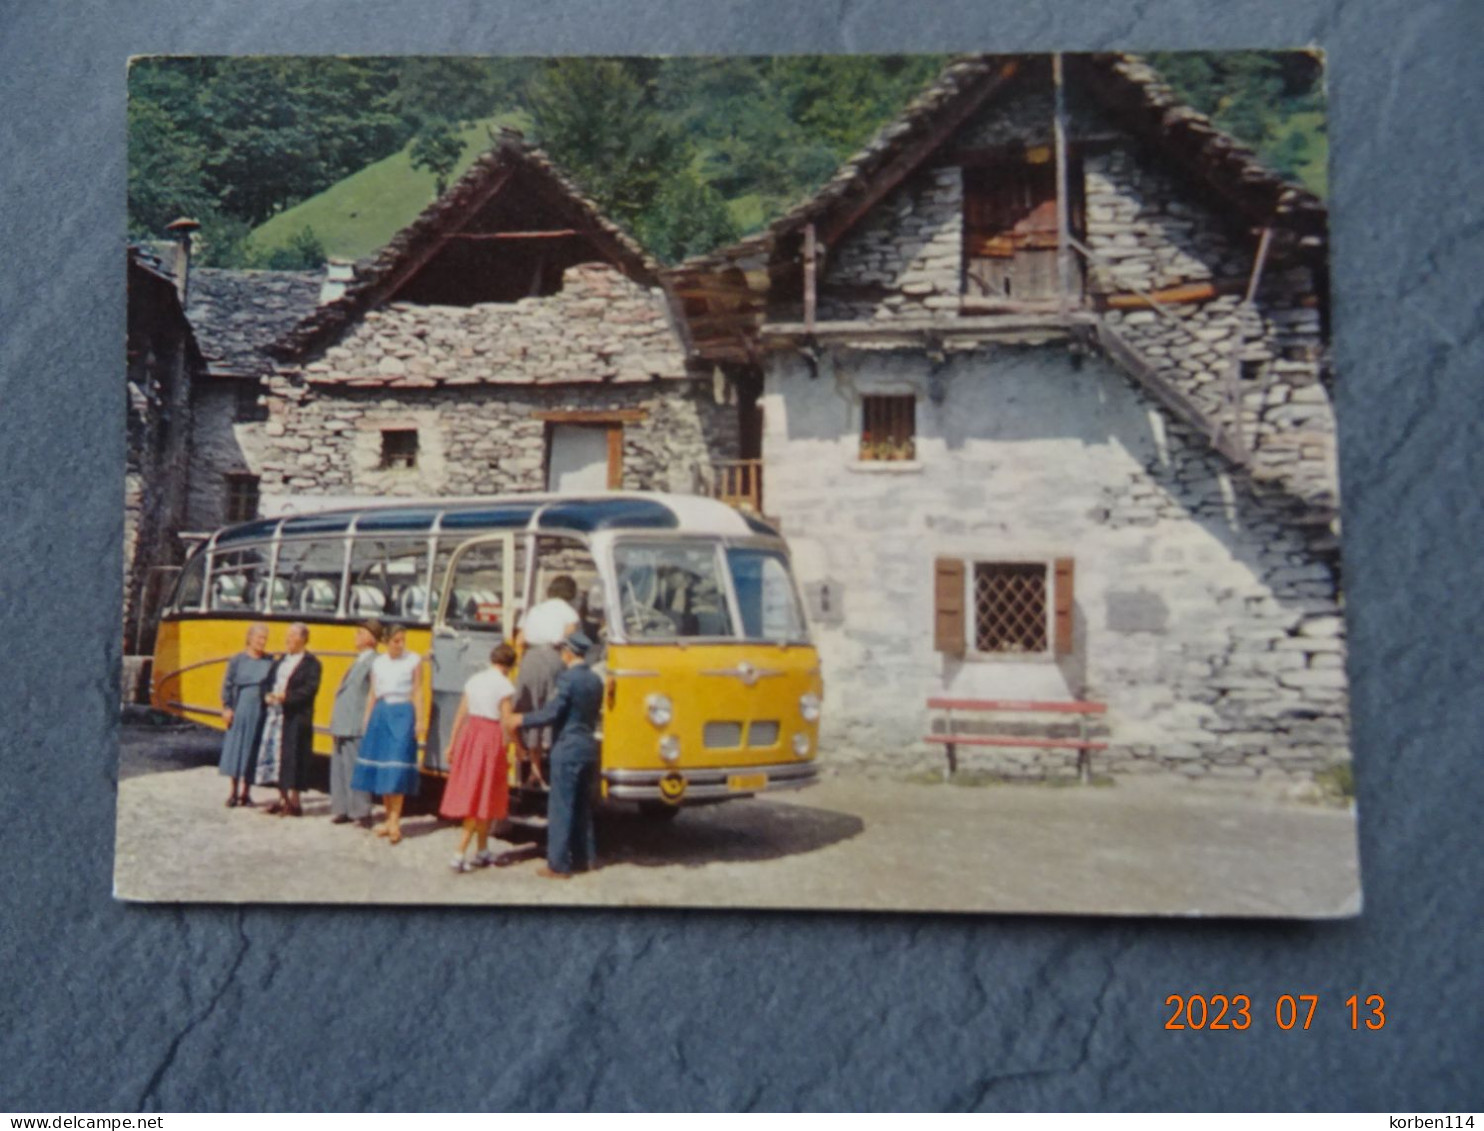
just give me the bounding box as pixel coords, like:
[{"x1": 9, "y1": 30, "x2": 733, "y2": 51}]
[{"x1": 925, "y1": 697, "x2": 1109, "y2": 783}]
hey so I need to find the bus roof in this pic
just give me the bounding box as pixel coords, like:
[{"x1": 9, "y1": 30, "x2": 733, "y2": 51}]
[{"x1": 210, "y1": 492, "x2": 779, "y2": 548}]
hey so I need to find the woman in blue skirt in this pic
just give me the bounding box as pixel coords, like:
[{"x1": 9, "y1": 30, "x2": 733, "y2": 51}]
[{"x1": 351, "y1": 624, "x2": 426, "y2": 845}]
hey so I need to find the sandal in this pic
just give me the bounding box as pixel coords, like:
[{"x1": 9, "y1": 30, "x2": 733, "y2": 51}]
[
  {"x1": 264, "y1": 801, "x2": 285, "y2": 815},
  {"x1": 225, "y1": 795, "x2": 239, "y2": 809},
  {"x1": 388, "y1": 828, "x2": 403, "y2": 846},
  {"x1": 373, "y1": 823, "x2": 391, "y2": 838}
]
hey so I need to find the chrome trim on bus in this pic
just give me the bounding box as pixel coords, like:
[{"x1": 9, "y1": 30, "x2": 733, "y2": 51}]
[
  {"x1": 606, "y1": 669, "x2": 662, "y2": 679},
  {"x1": 166, "y1": 701, "x2": 223, "y2": 717},
  {"x1": 603, "y1": 761, "x2": 818, "y2": 802},
  {"x1": 153, "y1": 655, "x2": 235, "y2": 686}
]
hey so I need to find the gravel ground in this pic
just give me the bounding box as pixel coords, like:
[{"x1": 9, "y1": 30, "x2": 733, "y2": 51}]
[{"x1": 114, "y1": 720, "x2": 1361, "y2": 917}]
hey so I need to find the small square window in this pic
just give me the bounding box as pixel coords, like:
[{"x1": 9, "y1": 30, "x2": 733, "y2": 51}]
[
  {"x1": 860, "y1": 395, "x2": 915, "y2": 461},
  {"x1": 224, "y1": 474, "x2": 259, "y2": 524},
  {"x1": 233, "y1": 381, "x2": 269, "y2": 423},
  {"x1": 380, "y1": 429, "x2": 419, "y2": 470}
]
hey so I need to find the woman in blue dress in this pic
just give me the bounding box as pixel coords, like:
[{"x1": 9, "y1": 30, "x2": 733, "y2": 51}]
[
  {"x1": 351, "y1": 625, "x2": 427, "y2": 845},
  {"x1": 219, "y1": 623, "x2": 273, "y2": 808}
]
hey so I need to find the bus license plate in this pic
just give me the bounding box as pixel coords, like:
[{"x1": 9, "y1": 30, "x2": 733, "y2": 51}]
[{"x1": 727, "y1": 772, "x2": 767, "y2": 792}]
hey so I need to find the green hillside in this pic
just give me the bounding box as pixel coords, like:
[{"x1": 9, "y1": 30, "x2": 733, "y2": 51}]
[{"x1": 250, "y1": 112, "x2": 529, "y2": 261}]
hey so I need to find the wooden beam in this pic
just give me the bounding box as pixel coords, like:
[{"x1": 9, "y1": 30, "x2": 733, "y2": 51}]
[
  {"x1": 606, "y1": 424, "x2": 624, "y2": 489},
  {"x1": 448, "y1": 229, "x2": 579, "y2": 241},
  {"x1": 374, "y1": 167, "x2": 512, "y2": 305},
  {"x1": 1053, "y1": 53, "x2": 1074, "y2": 320},
  {"x1": 803, "y1": 222, "x2": 818, "y2": 333},
  {"x1": 1101, "y1": 281, "x2": 1241, "y2": 309},
  {"x1": 531, "y1": 408, "x2": 648, "y2": 423},
  {"x1": 817, "y1": 60, "x2": 1021, "y2": 247},
  {"x1": 1244, "y1": 226, "x2": 1275, "y2": 305}
]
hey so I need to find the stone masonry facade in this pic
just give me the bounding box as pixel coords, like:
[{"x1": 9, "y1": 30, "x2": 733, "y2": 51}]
[
  {"x1": 814, "y1": 78, "x2": 1336, "y2": 519},
  {"x1": 764, "y1": 346, "x2": 1347, "y2": 783},
  {"x1": 259, "y1": 263, "x2": 736, "y2": 502},
  {"x1": 763, "y1": 68, "x2": 1345, "y2": 782}
]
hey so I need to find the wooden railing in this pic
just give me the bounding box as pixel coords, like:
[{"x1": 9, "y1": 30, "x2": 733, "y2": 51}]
[{"x1": 713, "y1": 459, "x2": 763, "y2": 514}]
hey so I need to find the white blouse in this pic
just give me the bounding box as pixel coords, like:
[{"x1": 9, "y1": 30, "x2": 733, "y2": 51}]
[
  {"x1": 372, "y1": 652, "x2": 422, "y2": 701},
  {"x1": 463, "y1": 668, "x2": 516, "y2": 721}
]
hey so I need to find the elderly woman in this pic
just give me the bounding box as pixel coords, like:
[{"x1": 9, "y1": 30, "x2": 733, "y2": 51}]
[
  {"x1": 439, "y1": 641, "x2": 520, "y2": 872},
  {"x1": 219, "y1": 623, "x2": 273, "y2": 808},
  {"x1": 351, "y1": 624, "x2": 427, "y2": 845},
  {"x1": 254, "y1": 622, "x2": 323, "y2": 818}
]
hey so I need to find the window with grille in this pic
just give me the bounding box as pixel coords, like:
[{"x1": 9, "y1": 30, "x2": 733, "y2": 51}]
[
  {"x1": 380, "y1": 429, "x2": 419, "y2": 470},
  {"x1": 860, "y1": 395, "x2": 915, "y2": 461},
  {"x1": 973, "y1": 562, "x2": 1048, "y2": 653},
  {"x1": 233, "y1": 380, "x2": 268, "y2": 422},
  {"x1": 934, "y1": 556, "x2": 1075, "y2": 658},
  {"x1": 224, "y1": 474, "x2": 259, "y2": 524}
]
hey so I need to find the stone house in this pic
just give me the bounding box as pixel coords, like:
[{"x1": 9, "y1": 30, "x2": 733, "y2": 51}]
[
  {"x1": 256, "y1": 129, "x2": 736, "y2": 513},
  {"x1": 125, "y1": 247, "x2": 202, "y2": 655},
  {"x1": 672, "y1": 53, "x2": 1346, "y2": 782},
  {"x1": 182, "y1": 266, "x2": 324, "y2": 531}
]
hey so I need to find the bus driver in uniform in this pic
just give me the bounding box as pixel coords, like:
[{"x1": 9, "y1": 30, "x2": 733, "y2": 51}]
[{"x1": 511, "y1": 630, "x2": 603, "y2": 879}]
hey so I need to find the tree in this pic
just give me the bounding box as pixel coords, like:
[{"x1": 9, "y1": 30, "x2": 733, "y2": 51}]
[
  {"x1": 409, "y1": 118, "x2": 466, "y2": 196},
  {"x1": 528, "y1": 58, "x2": 679, "y2": 236}
]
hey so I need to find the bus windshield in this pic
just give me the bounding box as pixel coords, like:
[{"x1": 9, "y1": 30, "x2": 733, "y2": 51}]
[
  {"x1": 725, "y1": 547, "x2": 807, "y2": 642},
  {"x1": 613, "y1": 542, "x2": 735, "y2": 640},
  {"x1": 611, "y1": 540, "x2": 807, "y2": 643}
]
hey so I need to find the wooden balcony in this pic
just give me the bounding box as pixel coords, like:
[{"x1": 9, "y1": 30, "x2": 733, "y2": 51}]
[{"x1": 713, "y1": 459, "x2": 763, "y2": 514}]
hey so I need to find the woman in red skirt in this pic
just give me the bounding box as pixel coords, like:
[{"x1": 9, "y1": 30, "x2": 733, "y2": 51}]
[{"x1": 440, "y1": 642, "x2": 520, "y2": 872}]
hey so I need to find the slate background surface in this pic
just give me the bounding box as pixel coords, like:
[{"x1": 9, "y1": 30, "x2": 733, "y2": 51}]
[{"x1": 2, "y1": 0, "x2": 1480, "y2": 1111}]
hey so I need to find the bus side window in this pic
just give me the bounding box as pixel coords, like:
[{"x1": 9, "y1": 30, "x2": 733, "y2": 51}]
[
  {"x1": 532, "y1": 535, "x2": 600, "y2": 636},
  {"x1": 348, "y1": 537, "x2": 430, "y2": 624},
  {"x1": 272, "y1": 539, "x2": 346, "y2": 616},
  {"x1": 173, "y1": 551, "x2": 208, "y2": 613},
  {"x1": 209, "y1": 547, "x2": 271, "y2": 612},
  {"x1": 445, "y1": 541, "x2": 506, "y2": 632}
]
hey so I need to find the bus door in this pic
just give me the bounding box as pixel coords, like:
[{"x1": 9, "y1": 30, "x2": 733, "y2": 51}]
[{"x1": 427, "y1": 534, "x2": 521, "y2": 770}]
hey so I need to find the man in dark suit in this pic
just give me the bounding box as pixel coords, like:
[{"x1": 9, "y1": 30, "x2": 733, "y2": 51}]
[
  {"x1": 264, "y1": 621, "x2": 323, "y2": 818},
  {"x1": 512, "y1": 630, "x2": 603, "y2": 878}
]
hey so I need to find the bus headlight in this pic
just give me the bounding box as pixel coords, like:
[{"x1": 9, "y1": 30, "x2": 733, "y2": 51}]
[
  {"x1": 799, "y1": 693, "x2": 822, "y2": 723},
  {"x1": 791, "y1": 732, "x2": 812, "y2": 758},
  {"x1": 645, "y1": 693, "x2": 674, "y2": 728},
  {"x1": 659, "y1": 735, "x2": 681, "y2": 763}
]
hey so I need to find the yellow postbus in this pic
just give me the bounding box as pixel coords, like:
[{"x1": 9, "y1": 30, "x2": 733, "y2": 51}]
[{"x1": 151, "y1": 492, "x2": 822, "y2": 815}]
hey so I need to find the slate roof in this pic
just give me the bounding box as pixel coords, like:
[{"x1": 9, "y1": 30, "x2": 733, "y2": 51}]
[
  {"x1": 186, "y1": 268, "x2": 324, "y2": 377},
  {"x1": 679, "y1": 51, "x2": 1327, "y2": 276},
  {"x1": 269, "y1": 129, "x2": 662, "y2": 363}
]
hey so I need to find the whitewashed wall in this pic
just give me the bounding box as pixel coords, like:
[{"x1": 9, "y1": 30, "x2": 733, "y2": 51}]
[{"x1": 764, "y1": 345, "x2": 1347, "y2": 781}]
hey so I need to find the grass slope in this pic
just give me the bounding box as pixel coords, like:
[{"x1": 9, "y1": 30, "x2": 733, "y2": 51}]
[{"x1": 250, "y1": 112, "x2": 530, "y2": 261}]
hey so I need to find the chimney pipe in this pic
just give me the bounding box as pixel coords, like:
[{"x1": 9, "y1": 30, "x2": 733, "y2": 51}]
[{"x1": 165, "y1": 217, "x2": 201, "y2": 305}]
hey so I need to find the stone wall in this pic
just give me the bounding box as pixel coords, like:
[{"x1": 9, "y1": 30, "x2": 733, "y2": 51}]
[
  {"x1": 124, "y1": 301, "x2": 195, "y2": 658},
  {"x1": 258, "y1": 378, "x2": 737, "y2": 501},
  {"x1": 818, "y1": 167, "x2": 963, "y2": 323},
  {"x1": 814, "y1": 71, "x2": 1337, "y2": 525},
  {"x1": 301, "y1": 262, "x2": 687, "y2": 388},
  {"x1": 186, "y1": 381, "x2": 267, "y2": 531},
  {"x1": 762, "y1": 345, "x2": 1348, "y2": 783}
]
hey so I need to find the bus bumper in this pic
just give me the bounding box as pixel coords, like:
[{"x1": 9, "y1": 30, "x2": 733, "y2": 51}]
[{"x1": 603, "y1": 761, "x2": 819, "y2": 804}]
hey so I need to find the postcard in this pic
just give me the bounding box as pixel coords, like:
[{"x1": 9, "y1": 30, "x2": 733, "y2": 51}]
[{"x1": 119, "y1": 51, "x2": 1358, "y2": 915}]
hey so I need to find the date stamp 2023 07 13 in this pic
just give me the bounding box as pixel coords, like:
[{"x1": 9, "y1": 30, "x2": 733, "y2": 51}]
[{"x1": 1164, "y1": 993, "x2": 1388, "y2": 1031}]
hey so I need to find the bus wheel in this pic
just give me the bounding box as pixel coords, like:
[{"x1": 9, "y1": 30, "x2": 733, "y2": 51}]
[{"x1": 637, "y1": 801, "x2": 682, "y2": 822}]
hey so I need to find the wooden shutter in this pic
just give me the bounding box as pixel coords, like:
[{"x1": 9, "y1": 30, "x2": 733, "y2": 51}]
[
  {"x1": 934, "y1": 557, "x2": 966, "y2": 655},
  {"x1": 1053, "y1": 557, "x2": 1075, "y2": 655},
  {"x1": 606, "y1": 425, "x2": 623, "y2": 489}
]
